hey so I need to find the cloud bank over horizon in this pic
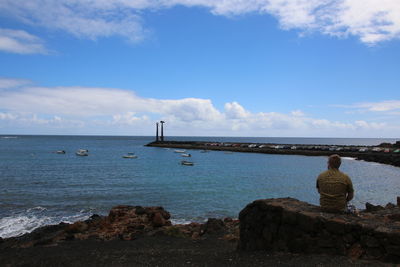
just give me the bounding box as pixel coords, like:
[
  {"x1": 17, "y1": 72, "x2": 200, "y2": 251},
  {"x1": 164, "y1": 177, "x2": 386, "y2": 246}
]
[
  {"x1": 1, "y1": 0, "x2": 400, "y2": 54},
  {"x1": 0, "y1": 78, "x2": 398, "y2": 137}
]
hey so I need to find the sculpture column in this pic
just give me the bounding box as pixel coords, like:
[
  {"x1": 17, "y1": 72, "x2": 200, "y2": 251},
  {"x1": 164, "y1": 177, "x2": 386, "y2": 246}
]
[{"x1": 160, "y1": 121, "x2": 165, "y2": 142}]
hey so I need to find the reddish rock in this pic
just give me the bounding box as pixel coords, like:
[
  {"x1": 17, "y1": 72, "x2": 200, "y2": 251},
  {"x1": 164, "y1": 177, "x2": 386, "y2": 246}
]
[
  {"x1": 152, "y1": 212, "x2": 166, "y2": 227},
  {"x1": 65, "y1": 222, "x2": 88, "y2": 234},
  {"x1": 202, "y1": 218, "x2": 225, "y2": 235},
  {"x1": 349, "y1": 243, "x2": 363, "y2": 259}
]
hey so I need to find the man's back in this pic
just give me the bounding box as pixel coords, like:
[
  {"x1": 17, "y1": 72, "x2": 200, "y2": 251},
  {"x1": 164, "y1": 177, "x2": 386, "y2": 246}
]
[{"x1": 317, "y1": 169, "x2": 353, "y2": 212}]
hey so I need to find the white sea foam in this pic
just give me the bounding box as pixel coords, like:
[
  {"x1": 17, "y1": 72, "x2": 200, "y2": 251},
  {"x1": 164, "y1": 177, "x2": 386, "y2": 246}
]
[
  {"x1": 0, "y1": 213, "x2": 90, "y2": 238},
  {"x1": 342, "y1": 157, "x2": 356, "y2": 160},
  {"x1": 171, "y1": 218, "x2": 193, "y2": 225},
  {"x1": 0, "y1": 215, "x2": 53, "y2": 238},
  {"x1": 1, "y1": 136, "x2": 17, "y2": 139}
]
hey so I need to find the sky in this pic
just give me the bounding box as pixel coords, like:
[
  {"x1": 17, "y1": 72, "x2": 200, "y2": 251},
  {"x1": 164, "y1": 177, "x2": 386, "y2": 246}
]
[{"x1": 0, "y1": 0, "x2": 400, "y2": 137}]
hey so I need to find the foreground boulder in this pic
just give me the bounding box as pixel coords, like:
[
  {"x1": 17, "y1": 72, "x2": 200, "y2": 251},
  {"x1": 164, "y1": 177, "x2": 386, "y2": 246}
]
[{"x1": 238, "y1": 198, "x2": 400, "y2": 263}]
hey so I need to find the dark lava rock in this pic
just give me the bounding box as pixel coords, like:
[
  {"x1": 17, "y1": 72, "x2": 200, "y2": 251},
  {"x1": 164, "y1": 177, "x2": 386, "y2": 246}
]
[
  {"x1": 365, "y1": 202, "x2": 384, "y2": 212},
  {"x1": 135, "y1": 206, "x2": 146, "y2": 215},
  {"x1": 201, "y1": 218, "x2": 225, "y2": 235}
]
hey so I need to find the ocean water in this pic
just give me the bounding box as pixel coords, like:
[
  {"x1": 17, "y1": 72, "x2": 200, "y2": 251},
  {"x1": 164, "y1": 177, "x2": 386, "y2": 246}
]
[{"x1": 1, "y1": 135, "x2": 400, "y2": 238}]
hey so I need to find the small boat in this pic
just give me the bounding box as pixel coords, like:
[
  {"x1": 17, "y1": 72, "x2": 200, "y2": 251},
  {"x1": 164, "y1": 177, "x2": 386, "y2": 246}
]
[
  {"x1": 200, "y1": 150, "x2": 209, "y2": 153},
  {"x1": 174, "y1": 149, "x2": 186, "y2": 153},
  {"x1": 181, "y1": 153, "x2": 191, "y2": 157},
  {"x1": 224, "y1": 151, "x2": 233, "y2": 154},
  {"x1": 76, "y1": 149, "x2": 89, "y2": 156},
  {"x1": 122, "y1": 152, "x2": 138, "y2": 159},
  {"x1": 181, "y1": 160, "x2": 194, "y2": 166},
  {"x1": 55, "y1": 150, "x2": 66, "y2": 154}
]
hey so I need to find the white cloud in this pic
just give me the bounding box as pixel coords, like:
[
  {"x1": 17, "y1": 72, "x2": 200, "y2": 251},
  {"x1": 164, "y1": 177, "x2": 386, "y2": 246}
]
[
  {"x1": 337, "y1": 100, "x2": 400, "y2": 114},
  {"x1": 0, "y1": 28, "x2": 48, "y2": 54},
  {"x1": 112, "y1": 112, "x2": 149, "y2": 125},
  {"x1": 0, "y1": 77, "x2": 32, "y2": 89},
  {"x1": 225, "y1": 102, "x2": 250, "y2": 119},
  {"x1": 0, "y1": 80, "x2": 399, "y2": 137},
  {"x1": 0, "y1": 112, "x2": 18, "y2": 120},
  {"x1": 0, "y1": 1, "x2": 146, "y2": 43},
  {"x1": 355, "y1": 100, "x2": 400, "y2": 112},
  {"x1": 1, "y1": 0, "x2": 400, "y2": 45}
]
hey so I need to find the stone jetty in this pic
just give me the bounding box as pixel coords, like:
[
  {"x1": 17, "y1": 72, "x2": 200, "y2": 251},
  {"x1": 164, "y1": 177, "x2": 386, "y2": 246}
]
[{"x1": 146, "y1": 140, "x2": 400, "y2": 167}]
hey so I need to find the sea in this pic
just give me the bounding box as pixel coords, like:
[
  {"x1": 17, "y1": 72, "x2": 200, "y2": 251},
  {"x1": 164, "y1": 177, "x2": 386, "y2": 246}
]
[{"x1": 1, "y1": 135, "x2": 400, "y2": 238}]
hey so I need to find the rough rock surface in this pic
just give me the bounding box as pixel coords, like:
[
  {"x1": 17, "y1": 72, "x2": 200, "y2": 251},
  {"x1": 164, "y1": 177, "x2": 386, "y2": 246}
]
[
  {"x1": 1, "y1": 205, "x2": 239, "y2": 249},
  {"x1": 0, "y1": 203, "x2": 393, "y2": 266},
  {"x1": 238, "y1": 198, "x2": 400, "y2": 263}
]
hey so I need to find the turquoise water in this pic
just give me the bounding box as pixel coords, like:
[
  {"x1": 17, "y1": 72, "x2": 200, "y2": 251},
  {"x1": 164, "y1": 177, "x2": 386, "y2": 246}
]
[{"x1": 1, "y1": 135, "x2": 400, "y2": 238}]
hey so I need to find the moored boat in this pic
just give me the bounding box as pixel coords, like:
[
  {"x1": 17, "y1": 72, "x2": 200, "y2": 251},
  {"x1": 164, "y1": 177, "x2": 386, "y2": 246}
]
[
  {"x1": 122, "y1": 152, "x2": 138, "y2": 158},
  {"x1": 181, "y1": 153, "x2": 191, "y2": 157},
  {"x1": 76, "y1": 149, "x2": 89, "y2": 156},
  {"x1": 174, "y1": 149, "x2": 186, "y2": 153},
  {"x1": 181, "y1": 160, "x2": 194, "y2": 166}
]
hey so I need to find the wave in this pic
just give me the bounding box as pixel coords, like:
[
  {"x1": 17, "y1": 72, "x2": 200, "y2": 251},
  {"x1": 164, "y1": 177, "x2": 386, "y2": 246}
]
[
  {"x1": 0, "y1": 212, "x2": 90, "y2": 239},
  {"x1": 1, "y1": 136, "x2": 18, "y2": 139},
  {"x1": 0, "y1": 215, "x2": 53, "y2": 238}
]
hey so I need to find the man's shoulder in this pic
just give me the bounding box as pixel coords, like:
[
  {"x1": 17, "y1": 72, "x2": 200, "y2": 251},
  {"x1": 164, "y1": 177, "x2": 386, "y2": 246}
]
[
  {"x1": 318, "y1": 170, "x2": 330, "y2": 178},
  {"x1": 337, "y1": 170, "x2": 350, "y2": 179}
]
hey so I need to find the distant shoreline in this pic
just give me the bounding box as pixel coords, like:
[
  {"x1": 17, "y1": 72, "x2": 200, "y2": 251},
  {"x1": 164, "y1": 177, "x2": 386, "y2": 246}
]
[{"x1": 146, "y1": 141, "x2": 400, "y2": 168}]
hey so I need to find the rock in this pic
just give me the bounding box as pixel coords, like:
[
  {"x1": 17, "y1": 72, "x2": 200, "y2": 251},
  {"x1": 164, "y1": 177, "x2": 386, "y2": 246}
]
[
  {"x1": 135, "y1": 206, "x2": 146, "y2": 215},
  {"x1": 202, "y1": 218, "x2": 225, "y2": 235},
  {"x1": 238, "y1": 198, "x2": 400, "y2": 263},
  {"x1": 191, "y1": 232, "x2": 200, "y2": 239},
  {"x1": 385, "y1": 203, "x2": 396, "y2": 209},
  {"x1": 348, "y1": 243, "x2": 364, "y2": 260},
  {"x1": 361, "y1": 235, "x2": 380, "y2": 248},
  {"x1": 152, "y1": 212, "x2": 166, "y2": 227},
  {"x1": 387, "y1": 214, "x2": 400, "y2": 221},
  {"x1": 365, "y1": 202, "x2": 384, "y2": 212},
  {"x1": 87, "y1": 214, "x2": 102, "y2": 222},
  {"x1": 65, "y1": 222, "x2": 88, "y2": 234}
]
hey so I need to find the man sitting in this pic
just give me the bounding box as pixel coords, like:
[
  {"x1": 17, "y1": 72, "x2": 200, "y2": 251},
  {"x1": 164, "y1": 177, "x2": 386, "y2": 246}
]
[{"x1": 316, "y1": 154, "x2": 354, "y2": 212}]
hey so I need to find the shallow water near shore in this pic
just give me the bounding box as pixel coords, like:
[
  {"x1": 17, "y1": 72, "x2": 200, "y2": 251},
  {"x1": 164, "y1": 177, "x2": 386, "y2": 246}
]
[{"x1": 1, "y1": 135, "x2": 400, "y2": 238}]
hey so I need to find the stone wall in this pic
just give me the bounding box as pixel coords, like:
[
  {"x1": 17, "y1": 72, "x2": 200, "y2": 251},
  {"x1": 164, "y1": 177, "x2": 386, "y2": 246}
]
[{"x1": 238, "y1": 198, "x2": 400, "y2": 263}]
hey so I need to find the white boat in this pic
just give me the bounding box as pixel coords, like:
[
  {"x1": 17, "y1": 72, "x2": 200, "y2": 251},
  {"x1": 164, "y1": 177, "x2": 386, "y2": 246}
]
[
  {"x1": 56, "y1": 150, "x2": 66, "y2": 154},
  {"x1": 181, "y1": 153, "x2": 191, "y2": 157},
  {"x1": 76, "y1": 149, "x2": 89, "y2": 156},
  {"x1": 122, "y1": 152, "x2": 138, "y2": 159},
  {"x1": 181, "y1": 160, "x2": 194, "y2": 166},
  {"x1": 174, "y1": 149, "x2": 186, "y2": 153},
  {"x1": 200, "y1": 150, "x2": 209, "y2": 153}
]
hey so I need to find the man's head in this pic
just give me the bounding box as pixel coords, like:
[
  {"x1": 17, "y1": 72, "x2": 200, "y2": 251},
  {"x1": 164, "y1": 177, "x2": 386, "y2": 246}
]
[{"x1": 328, "y1": 154, "x2": 341, "y2": 169}]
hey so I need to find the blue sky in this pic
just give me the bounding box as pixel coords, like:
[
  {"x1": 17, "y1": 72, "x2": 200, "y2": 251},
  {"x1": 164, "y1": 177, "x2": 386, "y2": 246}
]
[{"x1": 0, "y1": 0, "x2": 400, "y2": 137}]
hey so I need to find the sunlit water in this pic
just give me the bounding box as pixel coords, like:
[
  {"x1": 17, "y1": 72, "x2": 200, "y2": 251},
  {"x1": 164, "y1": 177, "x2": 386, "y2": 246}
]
[{"x1": 1, "y1": 135, "x2": 399, "y2": 238}]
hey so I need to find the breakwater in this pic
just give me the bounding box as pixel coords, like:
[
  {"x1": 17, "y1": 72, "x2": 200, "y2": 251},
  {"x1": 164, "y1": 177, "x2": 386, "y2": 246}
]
[{"x1": 146, "y1": 141, "x2": 400, "y2": 167}]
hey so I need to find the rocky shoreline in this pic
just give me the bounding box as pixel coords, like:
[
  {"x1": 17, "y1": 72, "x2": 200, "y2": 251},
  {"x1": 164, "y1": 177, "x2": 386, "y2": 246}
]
[
  {"x1": 146, "y1": 140, "x2": 400, "y2": 167},
  {"x1": 1, "y1": 200, "x2": 399, "y2": 266}
]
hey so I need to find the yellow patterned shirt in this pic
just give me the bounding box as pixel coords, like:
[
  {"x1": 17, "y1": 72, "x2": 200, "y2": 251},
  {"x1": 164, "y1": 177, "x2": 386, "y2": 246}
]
[{"x1": 316, "y1": 169, "x2": 354, "y2": 212}]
